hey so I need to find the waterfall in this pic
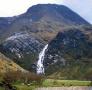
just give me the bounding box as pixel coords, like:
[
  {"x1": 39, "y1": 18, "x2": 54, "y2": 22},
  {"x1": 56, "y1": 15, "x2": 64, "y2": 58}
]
[{"x1": 37, "y1": 44, "x2": 48, "y2": 74}]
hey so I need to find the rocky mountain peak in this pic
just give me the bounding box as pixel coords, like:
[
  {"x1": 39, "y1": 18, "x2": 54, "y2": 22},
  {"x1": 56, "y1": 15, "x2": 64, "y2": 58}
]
[{"x1": 26, "y1": 4, "x2": 89, "y2": 25}]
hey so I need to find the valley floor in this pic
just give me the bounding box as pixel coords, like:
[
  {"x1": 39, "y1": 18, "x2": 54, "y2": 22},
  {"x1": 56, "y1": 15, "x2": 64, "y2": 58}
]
[
  {"x1": 42, "y1": 79, "x2": 92, "y2": 87},
  {"x1": 36, "y1": 87, "x2": 92, "y2": 90},
  {"x1": 0, "y1": 79, "x2": 92, "y2": 90}
]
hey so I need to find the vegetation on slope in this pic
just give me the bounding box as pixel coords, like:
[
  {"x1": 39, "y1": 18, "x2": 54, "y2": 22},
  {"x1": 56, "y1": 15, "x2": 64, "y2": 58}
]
[{"x1": 0, "y1": 52, "x2": 25, "y2": 74}]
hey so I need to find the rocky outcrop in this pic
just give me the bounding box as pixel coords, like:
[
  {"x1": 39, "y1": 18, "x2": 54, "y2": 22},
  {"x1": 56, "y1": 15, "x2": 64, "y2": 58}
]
[
  {"x1": 44, "y1": 29, "x2": 92, "y2": 80},
  {"x1": 0, "y1": 32, "x2": 44, "y2": 71}
]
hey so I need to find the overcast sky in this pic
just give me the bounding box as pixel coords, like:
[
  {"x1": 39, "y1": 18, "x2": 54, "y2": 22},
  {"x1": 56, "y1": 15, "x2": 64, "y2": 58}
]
[{"x1": 0, "y1": 0, "x2": 92, "y2": 24}]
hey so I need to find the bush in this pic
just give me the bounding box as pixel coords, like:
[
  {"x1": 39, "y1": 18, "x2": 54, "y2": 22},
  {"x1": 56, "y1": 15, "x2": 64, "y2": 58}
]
[
  {"x1": 2, "y1": 70, "x2": 44, "y2": 85},
  {"x1": 21, "y1": 72, "x2": 44, "y2": 85},
  {"x1": 2, "y1": 70, "x2": 22, "y2": 84}
]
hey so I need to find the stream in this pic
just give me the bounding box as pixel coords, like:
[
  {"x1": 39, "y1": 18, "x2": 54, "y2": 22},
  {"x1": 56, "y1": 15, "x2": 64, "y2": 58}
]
[{"x1": 37, "y1": 44, "x2": 48, "y2": 74}]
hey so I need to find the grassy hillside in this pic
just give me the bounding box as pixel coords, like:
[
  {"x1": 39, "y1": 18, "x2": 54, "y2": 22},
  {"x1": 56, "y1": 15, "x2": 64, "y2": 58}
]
[
  {"x1": 0, "y1": 52, "x2": 25, "y2": 74},
  {"x1": 47, "y1": 61, "x2": 92, "y2": 80}
]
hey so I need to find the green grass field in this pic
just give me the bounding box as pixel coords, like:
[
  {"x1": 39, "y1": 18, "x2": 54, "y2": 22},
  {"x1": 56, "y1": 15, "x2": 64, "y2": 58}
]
[
  {"x1": 15, "y1": 79, "x2": 92, "y2": 90},
  {"x1": 42, "y1": 79, "x2": 92, "y2": 87},
  {"x1": 15, "y1": 85, "x2": 36, "y2": 90},
  {"x1": 0, "y1": 87, "x2": 4, "y2": 90},
  {"x1": 0, "y1": 79, "x2": 92, "y2": 90}
]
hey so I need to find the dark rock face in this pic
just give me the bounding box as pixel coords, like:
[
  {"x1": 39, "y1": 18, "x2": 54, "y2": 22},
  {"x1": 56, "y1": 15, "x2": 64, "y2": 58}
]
[
  {"x1": 0, "y1": 32, "x2": 44, "y2": 71},
  {"x1": 44, "y1": 29, "x2": 92, "y2": 77}
]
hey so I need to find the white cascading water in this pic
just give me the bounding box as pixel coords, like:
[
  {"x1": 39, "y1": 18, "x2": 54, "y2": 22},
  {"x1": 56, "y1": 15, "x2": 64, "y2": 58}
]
[{"x1": 37, "y1": 44, "x2": 48, "y2": 74}]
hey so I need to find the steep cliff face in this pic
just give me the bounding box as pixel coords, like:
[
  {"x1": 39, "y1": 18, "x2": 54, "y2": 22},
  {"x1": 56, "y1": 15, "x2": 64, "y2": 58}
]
[
  {"x1": 44, "y1": 29, "x2": 92, "y2": 80},
  {"x1": 0, "y1": 32, "x2": 44, "y2": 71}
]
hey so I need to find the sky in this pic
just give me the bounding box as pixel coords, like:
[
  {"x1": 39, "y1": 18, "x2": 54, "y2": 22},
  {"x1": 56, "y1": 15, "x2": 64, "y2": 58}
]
[{"x1": 0, "y1": 0, "x2": 92, "y2": 23}]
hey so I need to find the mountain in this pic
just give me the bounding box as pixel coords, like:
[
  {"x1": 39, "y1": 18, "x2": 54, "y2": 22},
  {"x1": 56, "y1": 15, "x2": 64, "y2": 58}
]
[
  {"x1": 0, "y1": 4, "x2": 91, "y2": 74},
  {"x1": 44, "y1": 28, "x2": 92, "y2": 80},
  {"x1": 26, "y1": 4, "x2": 89, "y2": 24},
  {"x1": 0, "y1": 4, "x2": 89, "y2": 42}
]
